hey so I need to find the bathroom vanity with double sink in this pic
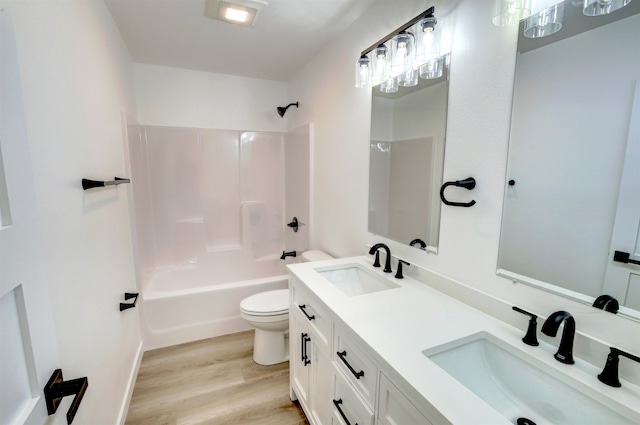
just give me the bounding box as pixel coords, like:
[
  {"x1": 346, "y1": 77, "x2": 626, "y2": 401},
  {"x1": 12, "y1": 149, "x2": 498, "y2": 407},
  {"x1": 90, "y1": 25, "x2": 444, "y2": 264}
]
[{"x1": 287, "y1": 256, "x2": 640, "y2": 425}]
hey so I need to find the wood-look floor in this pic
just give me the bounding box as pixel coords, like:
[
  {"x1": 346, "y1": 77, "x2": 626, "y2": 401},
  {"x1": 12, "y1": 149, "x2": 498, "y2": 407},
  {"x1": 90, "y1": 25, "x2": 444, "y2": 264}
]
[{"x1": 125, "y1": 330, "x2": 309, "y2": 425}]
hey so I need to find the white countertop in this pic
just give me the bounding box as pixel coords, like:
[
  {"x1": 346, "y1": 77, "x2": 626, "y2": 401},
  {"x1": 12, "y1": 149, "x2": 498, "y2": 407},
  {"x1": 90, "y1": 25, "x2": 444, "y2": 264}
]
[{"x1": 287, "y1": 256, "x2": 640, "y2": 425}]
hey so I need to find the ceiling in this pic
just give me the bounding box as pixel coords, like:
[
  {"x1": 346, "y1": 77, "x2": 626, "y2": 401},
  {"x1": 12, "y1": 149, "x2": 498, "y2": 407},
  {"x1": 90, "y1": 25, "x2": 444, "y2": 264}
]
[{"x1": 104, "y1": 0, "x2": 376, "y2": 82}]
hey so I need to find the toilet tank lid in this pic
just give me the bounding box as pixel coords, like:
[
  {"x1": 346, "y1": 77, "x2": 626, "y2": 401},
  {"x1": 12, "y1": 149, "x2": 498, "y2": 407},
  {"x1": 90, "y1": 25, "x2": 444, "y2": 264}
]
[
  {"x1": 240, "y1": 289, "x2": 289, "y2": 315},
  {"x1": 302, "y1": 250, "x2": 334, "y2": 262}
]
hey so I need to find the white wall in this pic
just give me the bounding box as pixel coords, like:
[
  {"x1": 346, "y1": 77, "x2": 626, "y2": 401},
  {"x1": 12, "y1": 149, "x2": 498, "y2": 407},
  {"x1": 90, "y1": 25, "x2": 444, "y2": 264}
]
[
  {"x1": 134, "y1": 63, "x2": 288, "y2": 132},
  {"x1": 287, "y1": 0, "x2": 639, "y2": 360},
  {"x1": 9, "y1": 1, "x2": 141, "y2": 423}
]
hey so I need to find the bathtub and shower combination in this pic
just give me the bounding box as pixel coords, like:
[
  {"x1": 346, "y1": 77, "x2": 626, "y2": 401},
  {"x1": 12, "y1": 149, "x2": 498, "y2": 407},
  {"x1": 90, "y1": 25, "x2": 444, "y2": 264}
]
[{"x1": 126, "y1": 123, "x2": 310, "y2": 349}]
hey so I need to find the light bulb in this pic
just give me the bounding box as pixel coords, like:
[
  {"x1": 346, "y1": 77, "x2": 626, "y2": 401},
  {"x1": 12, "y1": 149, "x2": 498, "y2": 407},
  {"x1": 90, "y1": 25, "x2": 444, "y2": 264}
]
[{"x1": 355, "y1": 55, "x2": 371, "y2": 88}]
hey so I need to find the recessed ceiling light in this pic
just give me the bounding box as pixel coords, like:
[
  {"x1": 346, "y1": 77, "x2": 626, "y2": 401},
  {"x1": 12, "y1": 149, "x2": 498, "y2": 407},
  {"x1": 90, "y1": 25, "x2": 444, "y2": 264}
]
[{"x1": 205, "y1": 0, "x2": 268, "y2": 27}]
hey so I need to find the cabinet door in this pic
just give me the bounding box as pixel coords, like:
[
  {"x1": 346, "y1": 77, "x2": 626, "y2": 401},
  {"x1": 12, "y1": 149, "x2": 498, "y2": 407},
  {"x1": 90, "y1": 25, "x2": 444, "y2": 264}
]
[
  {"x1": 378, "y1": 374, "x2": 432, "y2": 425},
  {"x1": 310, "y1": 343, "x2": 333, "y2": 425},
  {"x1": 332, "y1": 370, "x2": 374, "y2": 425},
  {"x1": 291, "y1": 313, "x2": 311, "y2": 408}
]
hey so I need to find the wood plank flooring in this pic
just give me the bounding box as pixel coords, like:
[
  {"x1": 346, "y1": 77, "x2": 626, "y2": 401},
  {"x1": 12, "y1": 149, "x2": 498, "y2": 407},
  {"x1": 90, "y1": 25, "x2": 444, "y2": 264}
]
[{"x1": 125, "y1": 330, "x2": 309, "y2": 425}]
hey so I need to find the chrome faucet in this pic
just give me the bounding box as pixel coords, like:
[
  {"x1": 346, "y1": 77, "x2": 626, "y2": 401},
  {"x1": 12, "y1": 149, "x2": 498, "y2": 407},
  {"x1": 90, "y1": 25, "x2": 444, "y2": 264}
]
[
  {"x1": 369, "y1": 243, "x2": 392, "y2": 273},
  {"x1": 541, "y1": 311, "x2": 575, "y2": 364}
]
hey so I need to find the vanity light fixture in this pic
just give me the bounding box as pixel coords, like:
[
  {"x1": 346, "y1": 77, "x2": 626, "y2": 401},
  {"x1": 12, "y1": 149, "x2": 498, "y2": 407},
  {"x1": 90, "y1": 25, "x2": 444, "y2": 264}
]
[
  {"x1": 204, "y1": 0, "x2": 268, "y2": 27},
  {"x1": 524, "y1": 2, "x2": 564, "y2": 38},
  {"x1": 355, "y1": 7, "x2": 447, "y2": 90},
  {"x1": 493, "y1": 0, "x2": 532, "y2": 26},
  {"x1": 495, "y1": 0, "x2": 634, "y2": 38},
  {"x1": 583, "y1": 0, "x2": 633, "y2": 16}
]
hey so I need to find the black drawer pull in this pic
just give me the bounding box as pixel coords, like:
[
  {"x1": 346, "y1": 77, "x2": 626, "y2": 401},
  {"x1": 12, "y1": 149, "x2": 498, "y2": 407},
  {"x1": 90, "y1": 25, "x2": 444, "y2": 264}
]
[
  {"x1": 298, "y1": 304, "x2": 315, "y2": 321},
  {"x1": 337, "y1": 350, "x2": 364, "y2": 379},
  {"x1": 333, "y1": 399, "x2": 358, "y2": 425}
]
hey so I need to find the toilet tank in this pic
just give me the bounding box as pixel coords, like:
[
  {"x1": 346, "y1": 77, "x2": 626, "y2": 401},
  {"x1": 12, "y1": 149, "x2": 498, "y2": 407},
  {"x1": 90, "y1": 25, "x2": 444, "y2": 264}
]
[{"x1": 299, "y1": 250, "x2": 333, "y2": 263}]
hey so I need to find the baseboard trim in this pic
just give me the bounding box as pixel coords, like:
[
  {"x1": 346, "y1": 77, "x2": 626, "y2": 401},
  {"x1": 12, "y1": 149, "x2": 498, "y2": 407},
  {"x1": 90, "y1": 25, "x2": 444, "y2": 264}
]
[{"x1": 117, "y1": 340, "x2": 144, "y2": 425}]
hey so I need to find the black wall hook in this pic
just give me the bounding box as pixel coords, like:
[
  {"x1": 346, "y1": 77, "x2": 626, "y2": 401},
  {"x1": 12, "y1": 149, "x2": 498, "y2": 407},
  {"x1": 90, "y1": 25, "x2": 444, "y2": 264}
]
[
  {"x1": 440, "y1": 177, "x2": 476, "y2": 207},
  {"x1": 44, "y1": 369, "x2": 88, "y2": 424},
  {"x1": 82, "y1": 177, "x2": 130, "y2": 191},
  {"x1": 119, "y1": 292, "x2": 139, "y2": 311}
]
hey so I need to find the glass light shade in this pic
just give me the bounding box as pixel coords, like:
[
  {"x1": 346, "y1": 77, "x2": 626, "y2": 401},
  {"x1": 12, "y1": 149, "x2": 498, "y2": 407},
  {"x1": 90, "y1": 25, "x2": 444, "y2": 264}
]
[
  {"x1": 398, "y1": 68, "x2": 419, "y2": 87},
  {"x1": 583, "y1": 0, "x2": 632, "y2": 16},
  {"x1": 414, "y1": 17, "x2": 441, "y2": 65},
  {"x1": 380, "y1": 77, "x2": 398, "y2": 93},
  {"x1": 370, "y1": 45, "x2": 391, "y2": 86},
  {"x1": 390, "y1": 31, "x2": 415, "y2": 75},
  {"x1": 419, "y1": 56, "x2": 444, "y2": 80},
  {"x1": 355, "y1": 55, "x2": 371, "y2": 88},
  {"x1": 493, "y1": 0, "x2": 532, "y2": 26},
  {"x1": 524, "y1": 2, "x2": 564, "y2": 38}
]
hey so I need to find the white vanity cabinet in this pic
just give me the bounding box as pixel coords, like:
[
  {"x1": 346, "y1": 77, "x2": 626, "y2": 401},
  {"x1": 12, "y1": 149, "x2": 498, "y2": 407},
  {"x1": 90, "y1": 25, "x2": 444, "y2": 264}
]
[
  {"x1": 290, "y1": 277, "x2": 334, "y2": 425},
  {"x1": 289, "y1": 276, "x2": 435, "y2": 425}
]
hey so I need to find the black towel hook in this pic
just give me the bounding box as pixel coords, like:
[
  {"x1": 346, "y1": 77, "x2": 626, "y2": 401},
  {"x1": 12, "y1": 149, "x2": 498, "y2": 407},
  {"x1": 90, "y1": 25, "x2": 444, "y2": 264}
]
[{"x1": 440, "y1": 177, "x2": 476, "y2": 207}]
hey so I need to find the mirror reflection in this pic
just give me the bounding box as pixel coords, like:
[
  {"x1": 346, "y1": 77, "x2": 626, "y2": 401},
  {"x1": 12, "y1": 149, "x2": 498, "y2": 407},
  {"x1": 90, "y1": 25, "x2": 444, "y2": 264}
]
[
  {"x1": 368, "y1": 58, "x2": 449, "y2": 251},
  {"x1": 498, "y1": 1, "x2": 640, "y2": 318}
]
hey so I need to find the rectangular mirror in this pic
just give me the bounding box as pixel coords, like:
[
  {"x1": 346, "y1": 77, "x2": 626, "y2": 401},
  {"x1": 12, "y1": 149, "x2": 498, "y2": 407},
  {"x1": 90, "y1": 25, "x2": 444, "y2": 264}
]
[
  {"x1": 498, "y1": 1, "x2": 640, "y2": 319},
  {"x1": 368, "y1": 56, "x2": 449, "y2": 252}
]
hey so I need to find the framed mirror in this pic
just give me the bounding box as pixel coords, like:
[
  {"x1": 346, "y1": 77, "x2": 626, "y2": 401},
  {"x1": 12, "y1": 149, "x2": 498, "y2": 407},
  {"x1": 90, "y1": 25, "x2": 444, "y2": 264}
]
[
  {"x1": 368, "y1": 56, "x2": 449, "y2": 252},
  {"x1": 498, "y1": 1, "x2": 640, "y2": 319}
]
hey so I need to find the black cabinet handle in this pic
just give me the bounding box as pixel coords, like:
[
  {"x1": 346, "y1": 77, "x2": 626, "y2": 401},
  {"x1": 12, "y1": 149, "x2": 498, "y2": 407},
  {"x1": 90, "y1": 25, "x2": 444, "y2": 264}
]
[
  {"x1": 333, "y1": 399, "x2": 358, "y2": 425},
  {"x1": 301, "y1": 333, "x2": 311, "y2": 366},
  {"x1": 337, "y1": 351, "x2": 364, "y2": 379},
  {"x1": 298, "y1": 304, "x2": 315, "y2": 321}
]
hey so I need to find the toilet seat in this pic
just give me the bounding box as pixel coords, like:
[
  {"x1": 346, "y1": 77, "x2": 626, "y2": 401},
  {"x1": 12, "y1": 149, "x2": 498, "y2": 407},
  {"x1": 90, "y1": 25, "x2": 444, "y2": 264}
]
[{"x1": 240, "y1": 289, "x2": 288, "y2": 316}]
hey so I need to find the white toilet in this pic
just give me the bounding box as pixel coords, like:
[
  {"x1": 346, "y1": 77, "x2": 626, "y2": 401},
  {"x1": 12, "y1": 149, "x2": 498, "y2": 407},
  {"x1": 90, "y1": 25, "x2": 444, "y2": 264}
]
[{"x1": 240, "y1": 250, "x2": 333, "y2": 365}]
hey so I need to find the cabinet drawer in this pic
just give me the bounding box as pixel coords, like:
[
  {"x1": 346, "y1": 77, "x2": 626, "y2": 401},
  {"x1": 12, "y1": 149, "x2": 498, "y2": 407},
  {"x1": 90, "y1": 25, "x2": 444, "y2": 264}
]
[
  {"x1": 334, "y1": 330, "x2": 378, "y2": 409},
  {"x1": 332, "y1": 369, "x2": 374, "y2": 425},
  {"x1": 378, "y1": 373, "x2": 432, "y2": 425},
  {"x1": 292, "y1": 283, "x2": 331, "y2": 349}
]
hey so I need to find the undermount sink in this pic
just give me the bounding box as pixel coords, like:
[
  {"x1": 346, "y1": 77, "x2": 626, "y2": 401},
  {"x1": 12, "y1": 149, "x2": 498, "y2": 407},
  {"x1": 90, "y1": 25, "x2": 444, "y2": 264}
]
[
  {"x1": 316, "y1": 264, "x2": 400, "y2": 296},
  {"x1": 423, "y1": 332, "x2": 635, "y2": 425}
]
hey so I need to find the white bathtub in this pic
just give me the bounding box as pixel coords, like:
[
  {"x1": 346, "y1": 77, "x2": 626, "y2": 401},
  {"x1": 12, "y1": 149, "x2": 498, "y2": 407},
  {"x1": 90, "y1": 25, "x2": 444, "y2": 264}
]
[{"x1": 140, "y1": 264, "x2": 289, "y2": 350}]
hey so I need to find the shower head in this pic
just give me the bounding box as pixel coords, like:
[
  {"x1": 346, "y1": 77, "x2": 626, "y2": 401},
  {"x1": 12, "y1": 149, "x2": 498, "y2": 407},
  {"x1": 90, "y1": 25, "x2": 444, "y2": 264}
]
[{"x1": 277, "y1": 102, "x2": 299, "y2": 117}]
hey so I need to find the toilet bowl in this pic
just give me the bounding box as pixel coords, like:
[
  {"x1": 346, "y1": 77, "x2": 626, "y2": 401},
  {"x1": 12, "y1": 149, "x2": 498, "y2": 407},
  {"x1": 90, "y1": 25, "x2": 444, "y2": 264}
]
[{"x1": 240, "y1": 250, "x2": 333, "y2": 365}]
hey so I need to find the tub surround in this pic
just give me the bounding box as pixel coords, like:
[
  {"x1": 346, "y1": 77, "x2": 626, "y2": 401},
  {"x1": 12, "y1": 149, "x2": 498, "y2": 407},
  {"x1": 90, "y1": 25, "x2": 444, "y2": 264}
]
[{"x1": 287, "y1": 256, "x2": 640, "y2": 424}]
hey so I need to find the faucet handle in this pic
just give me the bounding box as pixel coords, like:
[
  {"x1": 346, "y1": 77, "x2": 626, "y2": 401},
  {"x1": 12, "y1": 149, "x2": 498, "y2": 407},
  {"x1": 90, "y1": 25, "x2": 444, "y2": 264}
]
[
  {"x1": 598, "y1": 347, "x2": 640, "y2": 388},
  {"x1": 512, "y1": 306, "x2": 539, "y2": 346},
  {"x1": 394, "y1": 260, "x2": 410, "y2": 279}
]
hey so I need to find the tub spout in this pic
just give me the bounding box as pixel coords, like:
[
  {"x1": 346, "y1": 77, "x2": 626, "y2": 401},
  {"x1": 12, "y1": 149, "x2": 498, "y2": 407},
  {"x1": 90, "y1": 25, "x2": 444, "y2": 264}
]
[{"x1": 280, "y1": 250, "x2": 297, "y2": 260}]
